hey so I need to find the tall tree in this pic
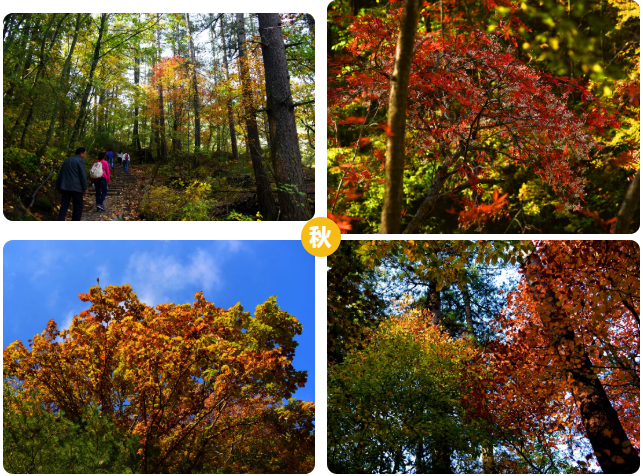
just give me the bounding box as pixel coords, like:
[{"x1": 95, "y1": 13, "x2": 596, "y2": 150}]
[
  {"x1": 4, "y1": 285, "x2": 314, "y2": 473},
  {"x1": 68, "y1": 13, "x2": 108, "y2": 152},
  {"x1": 184, "y1": 13, "x2": 201, "y2": 152},
  {"x1": 132, "y1": 13, "x2": 142, "y2": 153},
  {"x1": 20, "y1": 14, "x2": 66, "y2": 149},
  {"x1": 236, "y1": 13, "x2": 278, "y2": 220},
  {"x1": 380, "y1": 0, "x2": 423, "y2": 233},
  {"x1": 219, "y1": 15, "x2": 239, "y2": 161},
  {"x1": 156, "y1": 13, "x2": 167, "y2": 162},
  {"x1": 518, "y1": 242, "x2": 639, "y2": 473},
  {"x1": 258, "y1": 13, "x2": 309, "y2": 220},
  {"x1": 37, "y1": 14, "x2": 84, "y2": 157}
]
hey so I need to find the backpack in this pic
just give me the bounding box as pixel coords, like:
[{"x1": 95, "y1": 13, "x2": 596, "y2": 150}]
[
  {"x1": 124, "y1": 153, "x2": 130, "y2": 162},
  {"x1": 90, "y1": 161, "x2": 104, "y2": 179}
]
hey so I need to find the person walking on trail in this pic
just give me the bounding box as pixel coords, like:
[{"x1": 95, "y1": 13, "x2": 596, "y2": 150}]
[
  {"x1": 56, "y1": 147, "x2": 89, "y2": 221},
  {"x1": 123, "y1": 151, "x2": 130, "y2": 172},
  {"x1": 106, "y1": 149, "x2": 114, "y2": 170},
  {"x1": 91, "y1": 151, "x2": 111, "y2": 212}
]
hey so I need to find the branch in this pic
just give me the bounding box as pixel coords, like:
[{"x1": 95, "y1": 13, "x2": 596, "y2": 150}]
[
  {"x1": 254, "y1": 99, "x2": 314, "y2": 113},
  {"x1": 621, "y1": 299, "x2": 640, "y2": 325},
  {"x1": 441, "y1": 178, "x2": 505, "y2": 197},
  {"x1": 98, "y1": 16, "x2": 161, "y2": 60},
  {"x1": 28, "y1": 164, "x2": 55, "y2": 209},
  {"x1": 293, "y1": 99, "x2": 315, "y2": 107}
]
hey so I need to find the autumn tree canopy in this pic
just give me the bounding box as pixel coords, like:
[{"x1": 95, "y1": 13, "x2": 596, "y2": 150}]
[
  {"x1": 4, "y1": 285, "x2": 314, "y2": 473},
  {"x1": 327, "y1": 240, "x2": 639, "y2": 473},
  {"x1": 327, "y1": 0, "x2": 639, "y2": 233}
]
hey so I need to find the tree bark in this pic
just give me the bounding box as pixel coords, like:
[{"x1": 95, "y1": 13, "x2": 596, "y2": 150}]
[
  {"x1": 185, "y1": 13, "x2": 201, "y2": 152},
  {"x1": 68, "y1": 13, "x2": 107, "y2": 152},
  {"x1": 524, "y1": 250, "x2": 640, "y2": 474},
  {"x1": 380, "y1": 0, "x2": 422, "y2": 233},
  {"x1": 156, "y1": 14, "x2": 167, "y2": 162},
  {"x1": 258, "y1": 13, "x2": 310, "y2": 220},
  {"x1": 133, "y1": 13, "x2": 142, "y2": 152},
  {"x1": 614, "y1": 169, "x2": 640, "y2": 234},
  {"x1": 403, "y1": 154, "x2": 454, "y2": 233},
  {"x1": 427, "y1": 280, "x2": 442, "y2": 326},
  {"x1": 461, "y1": 282, "x2": 474, "y2": 336},
  {"x1": 482, "y1": 444, "x2": 496, "y2": 473},
  {"x1": 305, "y1": 14, "x2": 315, "y2": 43},
  {"x1": 220, "y1": 15, "x2": 239, "y2": 161},
  {"x1": 236, "y1": 13, "x2": 278, "y2": 220}
]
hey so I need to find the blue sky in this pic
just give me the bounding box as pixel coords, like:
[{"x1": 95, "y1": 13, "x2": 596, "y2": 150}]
[{"x1": 3, "y1": 240, "x2": 315, "y2": 402}]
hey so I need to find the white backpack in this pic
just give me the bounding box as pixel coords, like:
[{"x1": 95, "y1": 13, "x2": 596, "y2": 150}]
[{"x1": 90, "y1": 162, "x2": 104, "y2": 179}]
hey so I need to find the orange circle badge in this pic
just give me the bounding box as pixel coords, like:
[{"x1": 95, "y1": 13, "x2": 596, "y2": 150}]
[{"x1": 301, "y1": 217, "x2": 341, "y2": 257}]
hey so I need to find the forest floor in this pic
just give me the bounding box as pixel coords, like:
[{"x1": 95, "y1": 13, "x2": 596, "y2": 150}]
[
  {"x1": 80, "y1": 166, "x2": 143, "y2": 221},
  {"x1": 4, "y1": 155, "x2": 315, "y2": 221}
]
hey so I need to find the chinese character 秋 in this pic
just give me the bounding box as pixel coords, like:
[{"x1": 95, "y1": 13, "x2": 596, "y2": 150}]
[{"x1": 309, "y1": 225, "x2": 331, "y2": 249}]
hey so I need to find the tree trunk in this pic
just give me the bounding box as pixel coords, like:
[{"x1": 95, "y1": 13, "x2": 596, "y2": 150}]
[
  {"x1": 220, "y1": 15, "x2": 239, "y2": 161},
  {"x1": 133, "y1": 13, "x2": 142, "y2": 152},
  {"x1": 69, "y1": 13, "x2": 107, "y2": 152},
  {"x1": 236, "y1": 13, "x2": 278, "y2": 220},
  {"x1": 305, "y1": 13, "x2": 315, "y2": 43},
  {"x1": 416, "y1": 440, "x2": 425, "y2": 474},
  {"x1": 20, "y1": 14, "x2": 66, "y2": 148},
  {"x1": 524, "y1": 251, "x2": 640, "y2": 474},
  {"x1": 403, "y1": 155, "x2": 453, "y2": 233},
  {"x1": 461, "y1": 282, "x2": 474, "y2": 336},
  {"x1": 38, "y1": 14, "x2": 84, "y2": 156},
  {"x1": 258, "y1": 13, "x2": 309, "y2": 220},
  {"x1": 614, "y1": 169, "x2": 640, "y2": 234},
  {"x1": 156, "y1": 13, "x2": 167, "y2": 162},
  {"x1": 482, "y1": 444, "x2": 496, "y2": 473},
  {"x1": 380, "y1": 0, "x2": 422, "y2": 233},
  {"x1": 185, "y1": 13, "x2": 200, "y2": 152},
  {"x1": 427, "y1": 280, "x2": 442, "y2": 326}
]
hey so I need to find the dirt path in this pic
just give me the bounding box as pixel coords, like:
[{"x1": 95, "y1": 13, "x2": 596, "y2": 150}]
[{"x1": 80, "y1": 166, "x2": 141, "y2": 221}]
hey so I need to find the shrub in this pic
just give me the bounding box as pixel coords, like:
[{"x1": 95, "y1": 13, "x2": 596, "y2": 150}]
[{"x1": 142, "y1": 180, "x2": 213, "y2": 221}]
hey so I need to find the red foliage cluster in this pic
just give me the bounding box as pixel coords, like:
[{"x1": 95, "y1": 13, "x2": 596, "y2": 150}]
[
  {"x1": 328, "y1": 0, "x2": 619, "y2": 228},
  {"x1": 465, "y1": 241, "x2": 639, "y2": 472}
]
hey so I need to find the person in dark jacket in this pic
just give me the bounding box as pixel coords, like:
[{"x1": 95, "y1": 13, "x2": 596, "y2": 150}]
[
  {"x1": 56, "y1": 147, "x2": 89, "y2": 221},
  {"x1": 106, "y1": 149, "x2": 114, "y2": 170}
]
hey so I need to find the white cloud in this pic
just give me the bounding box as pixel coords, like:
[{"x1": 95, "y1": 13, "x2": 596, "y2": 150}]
[
  {"x1": 31, "y1": 248, "x2": 64, "y2": 280},
  {"x1": 122, "y1": 249, "x2": 221, "y2": 306},
  {"x1": 224, "y1": 241, "x2": 244, "y2": 253}
]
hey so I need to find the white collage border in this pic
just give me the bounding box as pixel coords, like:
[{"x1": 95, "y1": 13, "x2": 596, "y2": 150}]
[{"x1": 1, "y1": 3, "x2": 640, "y2": 476}]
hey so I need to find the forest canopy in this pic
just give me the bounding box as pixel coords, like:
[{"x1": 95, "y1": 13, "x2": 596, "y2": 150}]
[
  {"x1": 327, "y1": 0, "x2": 639, "y2": 234},
  {"x1": 3, "y1": 13, "x2": 315, "y2": 221},
  {"x1": 3, "y1": 285, "x2": 315, "y2": 473},
  {"x1": 327, "y1": 240, "x2": 639, "y2": 473}
]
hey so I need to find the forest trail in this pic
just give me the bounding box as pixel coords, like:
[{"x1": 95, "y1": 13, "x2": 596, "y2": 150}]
[
  {"x1": 4, "y1": 13, "x2": 315, "y2": 222},
  {"x1": 81, "y1": 166, "x2": 142, "y2": 221}
]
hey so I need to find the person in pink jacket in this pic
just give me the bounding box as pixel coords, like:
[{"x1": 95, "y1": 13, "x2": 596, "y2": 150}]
[{"x1": 92, "y1": 152, "x2": 111, "y2": 211}]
